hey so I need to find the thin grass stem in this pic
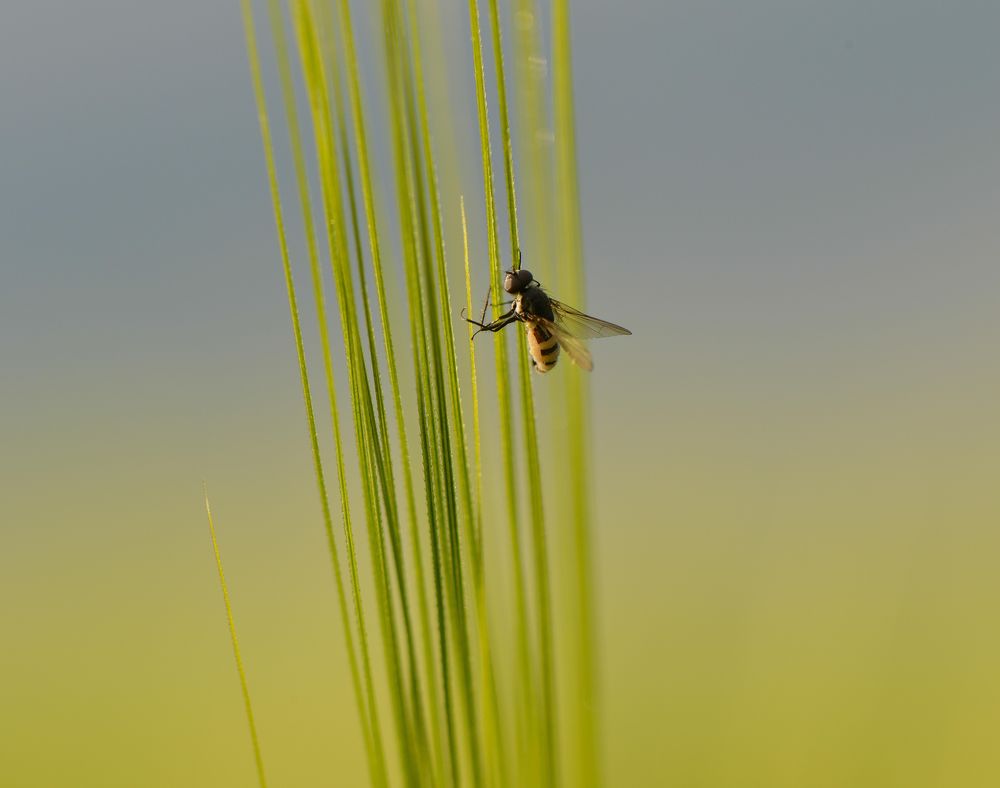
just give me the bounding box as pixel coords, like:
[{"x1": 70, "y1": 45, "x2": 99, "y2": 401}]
[
  {"x1": 553, "y1": 1, "x2": 599, "y2": 785},
  {"x1": 203, "y1": 489, "x2": 268, "y2": 788}
]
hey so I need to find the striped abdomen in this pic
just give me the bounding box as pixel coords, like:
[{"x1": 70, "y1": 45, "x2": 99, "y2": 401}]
[{"x1": 526, "y1": 321, "x2": 559, "y2": 373}]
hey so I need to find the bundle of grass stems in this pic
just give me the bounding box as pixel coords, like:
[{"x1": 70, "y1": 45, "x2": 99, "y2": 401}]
[{"x1": 215, "y1": 0, "x2": 600, "y2": 785}]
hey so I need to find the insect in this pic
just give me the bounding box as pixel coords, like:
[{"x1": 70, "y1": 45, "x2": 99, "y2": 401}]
[{"x1": 465, "y1": 264, "x2": 631, "y2": 372}]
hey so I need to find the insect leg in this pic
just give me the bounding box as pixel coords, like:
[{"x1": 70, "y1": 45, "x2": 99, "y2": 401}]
[
  {"x1": 477, "y1": 286, "x2": 493, "y2": 326},
  {"x1": 460, "y1": 300, "x2": 511, "y2": 321},
  {"x1": 474, "y1": 282, "x2": 513, "y2": 323},
  {"x1": 465, "y1": 308, "x2": 518, "y2": 338}
]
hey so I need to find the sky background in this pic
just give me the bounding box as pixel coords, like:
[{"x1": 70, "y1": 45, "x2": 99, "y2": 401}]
[{"x1": 3, "y1": 1, "x2": 1000, "y2": 786}]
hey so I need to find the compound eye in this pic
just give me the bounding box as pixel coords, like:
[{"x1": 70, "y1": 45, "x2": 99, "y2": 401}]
[
  {"x1": 503, "y1": 273, "x2": 517, "y2": 293},
  {"x1": 517, "y1": 270, "x2": 534, "y2": 289}
]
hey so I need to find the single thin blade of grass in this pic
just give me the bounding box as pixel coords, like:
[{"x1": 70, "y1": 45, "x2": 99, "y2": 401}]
[
  {"x1": 203, "y1": 489, "x2": 267, "y2": 788},
  {"x1": 553, "y1": 0, "x2": 600, "y2": 785},
  {"x1": 512, "y1": 0, "x2": 555, "y2": 287},
  {"x1": 462, "y1": 196, "x2": 485, "y2": 555}
]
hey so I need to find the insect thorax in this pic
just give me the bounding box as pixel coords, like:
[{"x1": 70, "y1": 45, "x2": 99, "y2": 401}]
[{"x1": 517, "y1": 286, "x2": 554, "y2": 322}]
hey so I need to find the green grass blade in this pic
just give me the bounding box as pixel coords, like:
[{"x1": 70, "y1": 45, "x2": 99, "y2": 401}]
[
  {"x1": 384, "y1": 34, "x2": 461, "y2": 781},
  {"x1": 466, "y1": 0, "x2": 539, "y2": 783},
  {"x1": 320, "y1": 16, "x2": 444, "y2": 787},
  {"x1": 237, "y1": 5, "x2": 386, "y2": 785},
  {"x1": 243, "y1": 1, "x2": 602, "y2": 785},
  {"x1": 512, "y1": 0, "x2": 555, "y2": 286},
  {"x1": 356, "y1": 0, "x2": 464, "y2": 782},
  {"x1": 461, "y1": 196, "x2": 485, "y2": 555},
  {"x1": 328, "y1": 3, "x2": 447, "y2": 781},
  {"x1": 289, "y1": 3, "x2": 428, "y2": 784},
  {"x1": 462, "y1": 196, "x2": 508, "y2": 788},
  {"x1": 262, "y1": 4, "x2": 392, "y2": 782},
  {"x1": 203, "y1": 489, "x2": 267, "y2": 788},
  {"x1": 400, "y1": 4, "x2": 528, "y2": 778},
  {"x1": 400, "y1": 0, "x2": 475, "y2": 535},
  {"x1": 553, "y1": 1, "x2": 599, "y2": 785},
  {"x1": 483, "y1": 0, "x2": 558, "y2": 783},
  {"x1": 392, "y1": 4, "x2": 486, "y2": 783}
]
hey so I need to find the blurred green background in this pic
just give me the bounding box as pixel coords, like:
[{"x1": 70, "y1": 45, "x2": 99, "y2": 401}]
[{"x1": 3, "y1": 1, "x2": 1000, "y2": 785}]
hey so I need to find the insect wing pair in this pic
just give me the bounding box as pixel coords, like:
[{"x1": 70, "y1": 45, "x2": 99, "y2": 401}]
[{"x1": 532, "y1": 298, "x2": 631, "y2": 371}]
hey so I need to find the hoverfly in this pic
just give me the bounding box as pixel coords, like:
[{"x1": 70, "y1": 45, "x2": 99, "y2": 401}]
[{"x1": 465, "y1": 264, "x2": 631, "y2": 372}]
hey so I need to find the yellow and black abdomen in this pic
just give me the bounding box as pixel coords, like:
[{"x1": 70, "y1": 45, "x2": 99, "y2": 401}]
[{"x1": 526, "y1": 321, "x2": 559, "y2": 373}]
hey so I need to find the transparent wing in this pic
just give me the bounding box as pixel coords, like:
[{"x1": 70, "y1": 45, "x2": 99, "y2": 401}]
[
  {"x1": 537, "y1": 318, "x2": 594, "y2": 371},
  {"x1": 549, "y1": 299, "x2": 632, "y2": 340}
]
